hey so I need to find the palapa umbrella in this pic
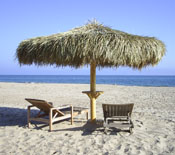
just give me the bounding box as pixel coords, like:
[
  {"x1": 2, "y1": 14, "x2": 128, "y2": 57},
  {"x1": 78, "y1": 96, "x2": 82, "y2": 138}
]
[{"x1": 16, "y1": 21, "x2": 166, "y2": 122}]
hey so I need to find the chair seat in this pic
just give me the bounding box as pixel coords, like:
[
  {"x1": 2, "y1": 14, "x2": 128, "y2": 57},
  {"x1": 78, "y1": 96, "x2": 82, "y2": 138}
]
[
  {"x1": 104, "y1": 122, "x2": 133, "y2": 128},
  {"x1": 102, "y1": 103, "x2": 134, "y2": 133}
]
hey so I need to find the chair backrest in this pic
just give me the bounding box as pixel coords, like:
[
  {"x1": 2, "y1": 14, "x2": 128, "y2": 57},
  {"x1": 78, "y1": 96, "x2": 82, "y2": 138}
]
[
  {"x1": 26, "y1": 98, "x2": 53, "y2": 114},
  {"x1": 102, "y1": 103, "x2": 134, "y2": 119}
]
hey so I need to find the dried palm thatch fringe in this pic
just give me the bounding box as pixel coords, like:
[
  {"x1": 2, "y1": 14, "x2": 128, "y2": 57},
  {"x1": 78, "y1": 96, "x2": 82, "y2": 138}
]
[{"x1": 16, "y1": 21, "x2": 166, "y2": 69}]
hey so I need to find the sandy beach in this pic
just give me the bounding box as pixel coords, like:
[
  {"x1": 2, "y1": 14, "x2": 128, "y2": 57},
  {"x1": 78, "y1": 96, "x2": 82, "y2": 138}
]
[{"x1": 0, "y1": 82, "x2": 175, "y2": 155}]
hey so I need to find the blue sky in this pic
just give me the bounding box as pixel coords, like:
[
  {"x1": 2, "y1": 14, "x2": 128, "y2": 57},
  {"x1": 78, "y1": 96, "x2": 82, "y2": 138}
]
[{"x1": 0, "y1": 0, "x2": 175, "y2": 75}]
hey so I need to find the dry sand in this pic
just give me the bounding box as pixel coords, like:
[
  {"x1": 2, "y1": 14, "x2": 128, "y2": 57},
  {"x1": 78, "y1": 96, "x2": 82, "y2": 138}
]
[{"x1": 0, "y1": 82, "x2": 175, "y2": 155}]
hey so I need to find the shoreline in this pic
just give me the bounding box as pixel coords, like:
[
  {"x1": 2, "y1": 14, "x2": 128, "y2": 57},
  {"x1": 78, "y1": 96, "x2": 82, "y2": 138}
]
[
  {"x1": 0, "y1": 81, "x2": 174, "y2": 88},
  {"x1": 1, "y1": 75, "x2": 175, "y2": 87}
]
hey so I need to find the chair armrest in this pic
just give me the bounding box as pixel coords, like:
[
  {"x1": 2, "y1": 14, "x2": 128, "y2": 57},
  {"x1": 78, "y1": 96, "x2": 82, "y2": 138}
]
[
  {"x1": 28, "y1": 105, "x2": 35, "y2": 108},
  {"x1": 51, "y1": 105, "x2": 72, "y2": 110},
  {"x1": 48, "y1": 102, "x2": 53, "y2": 106}
]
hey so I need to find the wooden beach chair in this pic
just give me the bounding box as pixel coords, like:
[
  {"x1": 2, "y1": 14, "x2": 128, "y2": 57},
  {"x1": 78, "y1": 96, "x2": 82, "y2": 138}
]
[
  {"x1": 26, "y1": 98, "x2": 88, "y2": 131},
  {"x1": 102, "y1": 103, "x2": 134, "y2": 133}
]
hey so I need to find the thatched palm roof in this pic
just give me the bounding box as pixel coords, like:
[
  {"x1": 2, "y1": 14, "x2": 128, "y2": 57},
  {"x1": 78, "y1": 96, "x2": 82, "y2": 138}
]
[{"x1": 16, "y1": 22, "x2": 166, "y2": 69}]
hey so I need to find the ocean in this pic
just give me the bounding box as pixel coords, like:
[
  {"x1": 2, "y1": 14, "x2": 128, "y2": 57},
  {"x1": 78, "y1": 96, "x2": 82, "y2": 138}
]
[{"x1": 0, "y1": 75, "x2": 175, "y2": 87}]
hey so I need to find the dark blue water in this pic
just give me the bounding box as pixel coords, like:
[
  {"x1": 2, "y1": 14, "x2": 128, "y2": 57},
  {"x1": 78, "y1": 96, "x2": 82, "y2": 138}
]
[{"x1": 0, "y1": 75, "x2": 175, "y2": 87}]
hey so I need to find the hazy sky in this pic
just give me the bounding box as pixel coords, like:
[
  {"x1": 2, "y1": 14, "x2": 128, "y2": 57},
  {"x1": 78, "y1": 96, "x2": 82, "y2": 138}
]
[{"x1": 0, "y1": 0, "x2": 175, "y2": 75}]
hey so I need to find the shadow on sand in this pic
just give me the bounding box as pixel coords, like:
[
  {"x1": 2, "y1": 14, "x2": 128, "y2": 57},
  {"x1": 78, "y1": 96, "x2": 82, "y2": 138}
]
[
  {"x1": 54, "y1": 120, "x2": 105, "y2": 135},
  {"x1": 53, "y1": 121, "x2": 129, "y2": 136},
  {"x1": 0, "y1": 107, "x2": 129, "y2": 135},
  {"x1": 0, "y1": 106, "x2": 37, "y2": 127}
]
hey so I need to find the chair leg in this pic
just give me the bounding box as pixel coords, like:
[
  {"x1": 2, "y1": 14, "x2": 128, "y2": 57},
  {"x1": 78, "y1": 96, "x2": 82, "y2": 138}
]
[
  {"x1": 49, "y1": 108, "x2": 53, "y2": 132},
  {"x1": 71, "y1": 105, "x2": 73, "y2": 125},
  {"x1": 86, "y1": 112, "x2": 88, "y2": 120},
  {"x1": 104, "y1": 120, "x2": 108, "y2": 134},
  {"x1": 104, "y1": 127, "x2": 108, "y2": 134},
  {"x1": 27, "y1": 106, "x2": 31, "y2": 128},
  {"x1": 129, "y1": 127, "x2": 133, "y2": 134}
]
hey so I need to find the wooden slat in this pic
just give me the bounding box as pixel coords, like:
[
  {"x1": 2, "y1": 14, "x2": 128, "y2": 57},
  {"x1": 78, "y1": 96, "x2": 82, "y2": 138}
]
[
  {"x1": 52, "y1": 114, "x2": 71, "y2": 123},
  {"x1": 30, "y1": 118, "x2": 49, "y2": 124},
  {"x1": 25, "y1": 98, "x2": 64, "y2": 116},
  {"x1": 25, "y1": 98, "x2": 52, "y2": 113},
  {"x1": 117, "y1": 105, "x2": 119, "y2": 115},
  {"x1": 71, "y1": 106, "x2": 73, "y2": 125},
  {"x1": 104, "y1": 123, "x2": 133, "y2": 128},
  {"x1": 109, "y1": 105, "x2": 111, "y2": 117},
  {"x1": 56, "y1": 105, "x2": 72, "y2": 110},
  {"x1": 122, "y1": 105, "x2": 125, "y2": 116},
  {"x1": 49, "y1": 108, "x2": 53, "y2": 131},
  {"x1": 112, "y1": 105, "x2": 115, "y2": 116}
]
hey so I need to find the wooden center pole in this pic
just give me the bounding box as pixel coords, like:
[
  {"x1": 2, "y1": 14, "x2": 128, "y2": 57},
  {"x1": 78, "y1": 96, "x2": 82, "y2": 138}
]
[{"x1": 90, "y1": 61, "x2": 96, "y2": 122}]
